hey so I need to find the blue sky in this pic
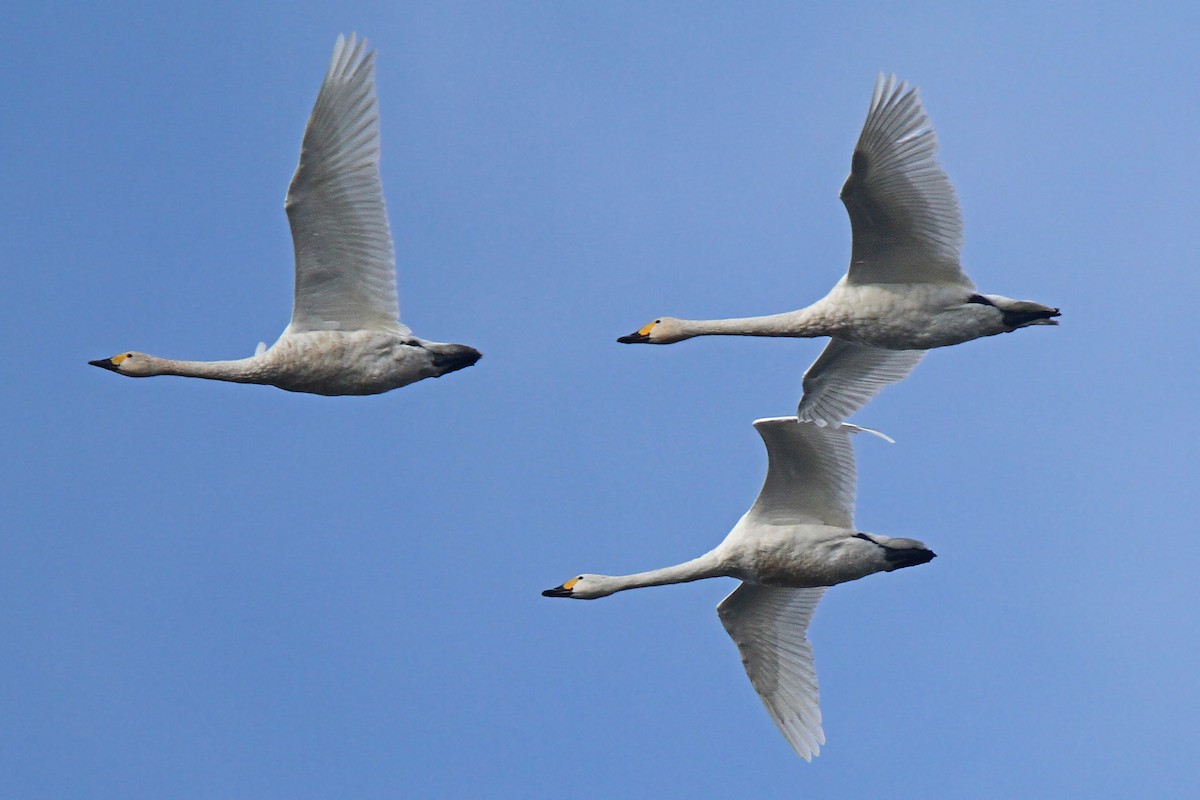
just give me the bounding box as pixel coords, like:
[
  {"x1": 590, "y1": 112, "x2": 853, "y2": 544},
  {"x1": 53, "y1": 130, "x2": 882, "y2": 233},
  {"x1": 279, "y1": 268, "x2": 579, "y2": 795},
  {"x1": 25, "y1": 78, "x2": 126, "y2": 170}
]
[{"x1": 3, "y1": 2, "x2": 1198, "y2": 797}]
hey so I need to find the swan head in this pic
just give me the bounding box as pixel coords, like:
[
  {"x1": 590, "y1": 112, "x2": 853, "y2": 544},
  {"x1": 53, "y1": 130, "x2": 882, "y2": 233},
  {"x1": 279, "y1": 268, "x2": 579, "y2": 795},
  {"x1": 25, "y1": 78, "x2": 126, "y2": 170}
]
[
  {"x1": 88, "y1": 351, "x2": 159, "y2": 377},
  {"x1": 542, "y1": 574, "x2": 618, "y2": 600},
  {"x1": 617, "y1": 317, "x2": 687, "y2": 344}
]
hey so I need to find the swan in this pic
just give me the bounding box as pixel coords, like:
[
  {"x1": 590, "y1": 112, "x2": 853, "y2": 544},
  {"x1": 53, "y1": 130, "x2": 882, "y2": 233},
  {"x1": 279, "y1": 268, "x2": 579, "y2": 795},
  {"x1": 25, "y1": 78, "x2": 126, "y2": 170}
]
[
  {"x1": 89, "y1": 35, "x2": 481, "y2": 396},
  {"x1": 542, "y1": 417, "x2": 935, "y2": 760},
  {"x1": 618, "y1": 75, "x2": 1058, "y2": 426}
]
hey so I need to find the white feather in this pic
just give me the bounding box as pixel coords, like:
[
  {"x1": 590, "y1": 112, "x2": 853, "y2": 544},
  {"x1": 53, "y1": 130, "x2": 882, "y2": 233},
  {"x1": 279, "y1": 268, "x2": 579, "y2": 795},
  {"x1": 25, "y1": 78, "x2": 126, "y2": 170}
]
[
  {"x1": 285, "y1": 33, "x2": 409, "y2": 334},
  {"x1": 797, "y1": 340, "x2": 925, "y2": 427},
  {"x1": 718, "y1": 585, "x2": 827, "y2": 761}
]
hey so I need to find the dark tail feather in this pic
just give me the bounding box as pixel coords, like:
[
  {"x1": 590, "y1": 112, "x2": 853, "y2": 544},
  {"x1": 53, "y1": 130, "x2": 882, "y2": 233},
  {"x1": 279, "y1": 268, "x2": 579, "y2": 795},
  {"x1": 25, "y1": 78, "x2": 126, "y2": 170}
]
[
  {"x1": 1002, "y1": 306, "x2": 1060, "y2": 328},
  {"x1": 970, "y1": 295, "x2": 1060, "y2": 329},
  {"x1": 856, "y1": 533, "x2": 937, "y2": 571},
  {"x1": 883, "y1": 545, "x2": 936, "y2": 570},
  {"x1": 431, "y1": 345, "x2": 482, "y2": 375}
]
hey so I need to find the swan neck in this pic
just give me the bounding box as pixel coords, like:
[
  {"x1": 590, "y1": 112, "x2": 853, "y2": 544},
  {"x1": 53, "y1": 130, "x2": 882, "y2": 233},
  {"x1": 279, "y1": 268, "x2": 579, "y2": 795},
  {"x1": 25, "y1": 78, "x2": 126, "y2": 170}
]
[
  {"x1": 683, "y1": 308, "x2": 824, "y2": 338},
  {"x1": 154, "y1": 356, "x2": 268, "y2": 383},
  {"x1": 605, "y1": 552, "x2": 726, "y2": 594}
]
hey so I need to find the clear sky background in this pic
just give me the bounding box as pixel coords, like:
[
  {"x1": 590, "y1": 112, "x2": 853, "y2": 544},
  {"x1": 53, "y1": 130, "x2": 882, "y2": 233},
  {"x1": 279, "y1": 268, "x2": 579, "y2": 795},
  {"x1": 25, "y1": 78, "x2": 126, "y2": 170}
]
[{"x1": 3, "y1": 2, "x2": 1197, "y2": 797}]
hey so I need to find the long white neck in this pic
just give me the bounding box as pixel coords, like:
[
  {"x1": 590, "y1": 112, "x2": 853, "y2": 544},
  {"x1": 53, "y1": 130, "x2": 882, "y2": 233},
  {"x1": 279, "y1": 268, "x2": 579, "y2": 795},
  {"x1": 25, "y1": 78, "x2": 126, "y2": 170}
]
[
  {"x1": 598, "y1": 551, "x2": 727, "y2": 596},
  {"x1": 148, "y1": 355, "x2": 271, "y2": 384},
  {"x1": 678, "y1": 307, "x2": 830, "y2": 339}
]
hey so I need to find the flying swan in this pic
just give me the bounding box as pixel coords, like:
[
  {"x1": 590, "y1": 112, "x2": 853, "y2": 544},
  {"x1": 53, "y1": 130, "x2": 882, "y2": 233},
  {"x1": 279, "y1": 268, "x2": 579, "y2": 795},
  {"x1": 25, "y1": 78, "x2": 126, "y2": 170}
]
[
  {"x1": 90, "y1": 35, "x2": 481, "y2": 395},
  {"x1": 618, "y1": 75, "x2": 1058, "y2": 426},
  {"x1": 543, "y1": 418, "x2": 935, "y2": 760}
]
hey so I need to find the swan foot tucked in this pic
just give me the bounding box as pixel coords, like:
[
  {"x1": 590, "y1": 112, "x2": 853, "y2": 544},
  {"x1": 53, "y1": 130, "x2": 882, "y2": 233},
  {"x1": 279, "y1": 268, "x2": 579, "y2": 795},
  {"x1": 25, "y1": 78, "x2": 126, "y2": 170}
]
[
  {"x1": 968, "y1": 294, "x2": 1060, "y2": 330},
  {"x1": 427, "y1": 343, "x2": 483, "y2": 374},
  {"x1": 853, "y1": 533, "x2": 936, "y2": 571}
]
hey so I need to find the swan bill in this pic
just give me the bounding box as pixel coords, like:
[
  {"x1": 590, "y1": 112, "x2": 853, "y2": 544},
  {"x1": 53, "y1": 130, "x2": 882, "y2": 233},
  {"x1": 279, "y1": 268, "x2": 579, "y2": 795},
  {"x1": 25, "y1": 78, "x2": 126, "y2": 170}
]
[
  {"x1": 618, "y1": 319, "x2": 659, "y2": 344},
  {"x1": 542, "y1": 576, "x2": 581, "y2": 597},
  {"x1": 88, "y1": 357, "x2": 123, "y2": 372}
]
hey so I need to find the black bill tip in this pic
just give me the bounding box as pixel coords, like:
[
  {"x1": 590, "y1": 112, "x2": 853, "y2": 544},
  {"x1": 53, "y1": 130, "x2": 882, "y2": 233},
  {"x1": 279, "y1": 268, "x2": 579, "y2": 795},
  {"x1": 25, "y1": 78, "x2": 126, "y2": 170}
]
[
  {"x1": 617, "y1": 332, "x2": 649, "y2": 344},
  {"x1": 542, "y1": 586, "x2": 573, "y2": 598},
  {"x1": 89, "y1": 358, "x2": 120, "y2": 372}
]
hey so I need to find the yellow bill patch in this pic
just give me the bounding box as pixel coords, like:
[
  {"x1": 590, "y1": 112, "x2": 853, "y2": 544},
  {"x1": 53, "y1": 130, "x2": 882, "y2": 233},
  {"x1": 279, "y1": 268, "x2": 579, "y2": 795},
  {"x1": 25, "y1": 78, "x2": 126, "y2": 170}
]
[
  {"x1": 637, "y1": 321, "x2": 657, "y2": 336},
  {"x1": 111, "y1": 353, "x2": 129, "y2": 365},
  {"x1": 563, "y1": 577, "x2": 580, "y2": 590}
]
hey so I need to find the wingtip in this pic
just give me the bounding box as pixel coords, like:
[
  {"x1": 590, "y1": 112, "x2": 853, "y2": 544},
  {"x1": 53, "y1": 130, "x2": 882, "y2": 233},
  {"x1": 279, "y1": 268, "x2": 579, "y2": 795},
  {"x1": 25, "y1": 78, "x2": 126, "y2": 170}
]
[
  {"x1": 754, "y1": 415, "x2": 896, "y2": 444},
  {"x1": 841, "y1": 424, "x2": 895, "y2": 444},
  {"x1": 329, "y1": 32, "x2": 372, "y2": 76},
  {"x1": 752, "y1": 415, "x2": 800, "y2": 428}
]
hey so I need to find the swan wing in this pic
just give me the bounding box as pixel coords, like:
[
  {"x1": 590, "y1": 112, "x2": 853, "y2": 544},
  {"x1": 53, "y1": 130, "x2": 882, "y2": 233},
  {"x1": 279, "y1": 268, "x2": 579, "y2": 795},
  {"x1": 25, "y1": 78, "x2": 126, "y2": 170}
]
[
  {"x1": 748, "y1": 417, "x2": 859, "y2": 528},
  {"x1": 718, "y1": 584, "x2": 827, "y2": 761},
  {"x1": 797, "y1": 339, "x2": 925, "y2": 427},
  {"x1": 284, "y1": 34, "x2": 408, "y2": 334},
  {"x1": 840, "y1": 74, "x2": 969, "y2": 287}
]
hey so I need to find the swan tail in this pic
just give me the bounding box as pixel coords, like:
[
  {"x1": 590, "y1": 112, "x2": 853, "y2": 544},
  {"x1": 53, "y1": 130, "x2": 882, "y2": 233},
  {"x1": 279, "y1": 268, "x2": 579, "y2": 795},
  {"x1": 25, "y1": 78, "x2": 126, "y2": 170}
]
[
  {"x1": 974, "y1": 295, "x2": 1060, "y2": 329},
  {"x1": 1001, "y1": 300, "x2": 1060, "y2": 328},
  {"x1": 855, "y1": 533, "x2": 936, "y2": 571},
  {"x1": 882, "y1": 542, "x2": 937, "y2": 570},
  {"x1": 428, "y1": 344, "x2": 482, "y2": 376}
]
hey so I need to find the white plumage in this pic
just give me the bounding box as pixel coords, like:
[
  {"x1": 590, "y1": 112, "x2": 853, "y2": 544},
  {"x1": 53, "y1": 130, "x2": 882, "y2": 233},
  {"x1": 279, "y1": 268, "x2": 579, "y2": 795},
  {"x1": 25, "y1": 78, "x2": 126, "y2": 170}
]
[
  {"x1": 718, "y1": 584, "x2": 827, "y2": 758},
  {"x1": 618, "y1": 75, "x2": 1058, "y2": 425},
  {"x1": 286, "y1": 35, "x2": 405, "y2": 337},
  {"x1": 90, "y1": 34, "x2": 480, "y2": 395},
  {"x1": 543, "y1": 418, "x2": 936, "y2": 760}
]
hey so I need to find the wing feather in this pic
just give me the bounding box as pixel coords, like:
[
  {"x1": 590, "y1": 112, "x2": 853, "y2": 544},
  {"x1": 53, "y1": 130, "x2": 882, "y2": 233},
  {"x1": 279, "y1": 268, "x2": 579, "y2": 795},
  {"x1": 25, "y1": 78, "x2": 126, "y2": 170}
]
[
  {"x1": 797, "y1": 339, "x2": 925, "y2": 427},
  {"x1": 718, "y1": 585, "x2": 827, "y2": 761},
  {"x1": 747, "y1": 417, "x2": 859, "y2": 528},
  {"x1": 285, "y1": 34, "x2": 408, "y2": 334},
  {"x1": 840, "y1": 74, "x2": 970, "y2": 287}
]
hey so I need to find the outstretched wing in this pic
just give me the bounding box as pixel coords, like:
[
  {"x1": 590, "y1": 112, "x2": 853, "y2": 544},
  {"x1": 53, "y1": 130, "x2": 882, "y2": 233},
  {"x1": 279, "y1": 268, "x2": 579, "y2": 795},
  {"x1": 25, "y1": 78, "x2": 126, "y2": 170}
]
[
  {"x1": 285, "y1": 34, "x2": 408, "y2": 334},
  {"x1": 747, "y1": 417, "x2": 860, "y2": 528},
  {"x1": 797, "y1": 339, "x2": 925, "y2": 427},
  {"x1": 718, "y1": 584, "x2": 827, "y2": 761},
  {"x1": 840, "y1": 75, "x2": 970, "y2": 288}
]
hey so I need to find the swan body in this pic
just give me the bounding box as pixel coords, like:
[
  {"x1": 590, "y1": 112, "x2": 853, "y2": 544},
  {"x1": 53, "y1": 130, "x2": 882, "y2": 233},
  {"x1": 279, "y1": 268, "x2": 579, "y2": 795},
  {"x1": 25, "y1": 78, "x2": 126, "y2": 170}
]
[
  {"x1": 619, "y1": 75, "x2": 1058, "y2": 425},
  {"x1": 91, "y1": 331, "x2": 479, "y2": 396},
  {"x1": 90, "y1": 34, "x2": 480, "y2": 395},
  {"x1": 543, "y1": 418, "x2": 935, "y2": 760}
]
